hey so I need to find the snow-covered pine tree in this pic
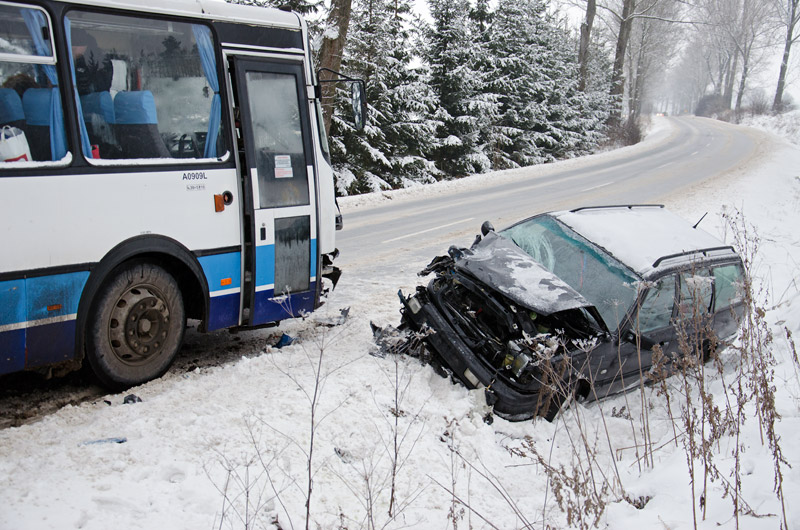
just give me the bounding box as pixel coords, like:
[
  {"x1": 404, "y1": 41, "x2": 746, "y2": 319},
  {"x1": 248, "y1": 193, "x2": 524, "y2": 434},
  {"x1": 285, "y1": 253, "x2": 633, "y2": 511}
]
[
  {"x1": 481, "y1": 0, "x2": 539, "y2": 168},
  {"x1": 330, "y1": 0, "x2": 441, "y2": 194},
  {"x1": 484, "y1": 0, "x2": 607, "y2": 165},
  {"x1": 579, "y1": 30, "x2": 615, "y2": 143},
  {"x1": 425, "y1": 0, "x2": 491, "y2": 177},
  {"x1": 467, "y1": 0, "x2": 505, "y2": 169},
  {"x1": 377, "y1": 6, "x2": 442, "y2": 188}
]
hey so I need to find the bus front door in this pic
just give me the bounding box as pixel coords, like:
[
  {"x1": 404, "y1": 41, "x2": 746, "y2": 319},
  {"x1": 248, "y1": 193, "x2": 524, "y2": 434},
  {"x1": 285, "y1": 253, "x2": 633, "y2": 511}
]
[{"x1": 234, "y1": 58, "x2": 318, "y2": 326}]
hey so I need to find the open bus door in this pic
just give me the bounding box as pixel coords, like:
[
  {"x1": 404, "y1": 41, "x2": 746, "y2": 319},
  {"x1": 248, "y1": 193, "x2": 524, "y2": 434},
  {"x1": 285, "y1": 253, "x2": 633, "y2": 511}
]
[{"x1": 231, "y1": 57, "x2": 319, "y2": 326}]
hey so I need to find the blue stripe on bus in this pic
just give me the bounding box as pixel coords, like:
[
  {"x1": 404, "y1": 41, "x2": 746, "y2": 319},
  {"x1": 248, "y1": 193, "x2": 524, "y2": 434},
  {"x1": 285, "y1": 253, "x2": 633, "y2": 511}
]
[
  {"x1": 0, "y1": 279, "x2": 25, "y2": 327},
  {"x1": 26, "y1": 319, "x2": 77, "y2": 368},
  {"x1": 253, "y1": 239, "x2": 317, "y2": 289},
  {"x1": 207, "y1": 292, "x2": 240, "y2": 331},
  {"x1": 251, "y1": 282, "x2": 316, "y2": 326},
  {"x1": 254, "y1": 244, "x2": 275, "y2": 287},
  {"x1": 27, "y1": 272, "x2": 89, "y2": 321},
  {"x1": 310, "y1": 239, "x2": 316, "y2": 278},
  {"x1": 199, "y1": 252, "x2": 241, "y2": 331},
  {"x1": 0, "y1": 328, "x2": 25, "y2": 375},
  {"x1": 198, "y1": 252, "x2": 242, "y2": 293},
  {"x1": 0, "y1": 272, "x2": 88, "y2": 374}
]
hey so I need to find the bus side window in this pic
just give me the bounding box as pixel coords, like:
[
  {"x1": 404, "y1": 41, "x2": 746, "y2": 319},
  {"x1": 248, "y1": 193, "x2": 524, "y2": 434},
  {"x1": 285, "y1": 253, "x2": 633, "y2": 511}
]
[
  {"x1": 0, "y1": 4, "x2": 67, "y2": 164},
  {"x1": 64, "y1": 11, "x2": 225, "y2": 161}
]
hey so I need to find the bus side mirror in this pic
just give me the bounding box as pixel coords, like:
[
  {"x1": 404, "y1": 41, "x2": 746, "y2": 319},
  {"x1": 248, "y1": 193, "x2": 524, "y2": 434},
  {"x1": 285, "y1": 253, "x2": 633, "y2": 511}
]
[
  {"x1": 316, "y1": 68, "x2": 367, "y2": 130},
  {"x1": 351, "y1": 81, "x2": 366, "y2": 131}
]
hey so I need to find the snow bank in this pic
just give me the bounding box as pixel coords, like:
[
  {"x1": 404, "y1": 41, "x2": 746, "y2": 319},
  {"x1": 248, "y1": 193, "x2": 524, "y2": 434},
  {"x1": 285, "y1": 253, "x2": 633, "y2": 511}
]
[
  {"x1": 338, "y1": 116, "x2": 672, "y2": 212},
  {"x1": 740, "y1": 109, "x2": 800, "y2": 146}
]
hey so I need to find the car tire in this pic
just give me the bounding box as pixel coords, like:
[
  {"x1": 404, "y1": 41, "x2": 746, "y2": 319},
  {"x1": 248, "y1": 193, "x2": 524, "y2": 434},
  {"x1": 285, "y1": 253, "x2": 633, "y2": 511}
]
[{"x1": 86, "y1": 262, "x2": 185, "y2": 390}]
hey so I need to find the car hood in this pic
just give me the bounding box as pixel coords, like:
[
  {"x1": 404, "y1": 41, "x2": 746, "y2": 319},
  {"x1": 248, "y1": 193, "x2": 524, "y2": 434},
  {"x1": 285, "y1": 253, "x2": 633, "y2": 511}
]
[{"x1": 454, "y1": 232, "x2": 593, "y2": 315}]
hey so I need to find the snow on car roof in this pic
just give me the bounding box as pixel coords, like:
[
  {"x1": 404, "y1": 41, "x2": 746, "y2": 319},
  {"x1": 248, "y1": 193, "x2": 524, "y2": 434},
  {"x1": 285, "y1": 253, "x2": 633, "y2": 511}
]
[{"x1": 554, "y1": 205, "x2": 733, "y2": 276}]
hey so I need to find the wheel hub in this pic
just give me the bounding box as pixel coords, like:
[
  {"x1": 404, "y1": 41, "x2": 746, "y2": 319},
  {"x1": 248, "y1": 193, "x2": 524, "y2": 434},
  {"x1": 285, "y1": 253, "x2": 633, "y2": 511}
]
[{"x1": 109, "y1": 286, "x2": 171, "y2": 364}]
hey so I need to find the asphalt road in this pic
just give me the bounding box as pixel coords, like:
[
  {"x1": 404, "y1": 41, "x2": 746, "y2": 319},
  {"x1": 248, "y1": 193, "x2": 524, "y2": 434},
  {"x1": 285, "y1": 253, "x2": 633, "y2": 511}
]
[{"x1": 336, "y1": 116, "x2": 766, "y2": 273}]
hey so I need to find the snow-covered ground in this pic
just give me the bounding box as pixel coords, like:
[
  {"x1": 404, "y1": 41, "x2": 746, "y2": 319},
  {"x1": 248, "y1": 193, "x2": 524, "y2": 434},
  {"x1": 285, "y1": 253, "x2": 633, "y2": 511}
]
[
  {"x1": 740, "y1": 109, "x2": 799, "y2": 147},
  {"x1": 1, "y1": 118, "x2": 799, "y2": 530}
]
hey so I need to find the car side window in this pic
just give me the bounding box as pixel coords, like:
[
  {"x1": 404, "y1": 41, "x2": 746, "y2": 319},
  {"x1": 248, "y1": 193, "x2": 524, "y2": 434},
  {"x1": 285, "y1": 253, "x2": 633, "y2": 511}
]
[
  {"x1": 635, "y1": 276, "x2": 676, "y2": 333},
  {"x1": 678, "y1": 269, "x2": 713, "y2": 318},
  {"x1": 0, "y1": 3, "x2": 68, "y2": 164},
  {"x1": 713, "y1": 264, "x2": 743, "y2": 310}
]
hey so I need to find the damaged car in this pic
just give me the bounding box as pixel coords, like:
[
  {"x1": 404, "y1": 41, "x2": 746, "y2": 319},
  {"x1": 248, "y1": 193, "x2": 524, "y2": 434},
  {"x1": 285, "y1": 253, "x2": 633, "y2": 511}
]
[{"x1": 396, "y1": 205, "x2": 745, "y2": 420}]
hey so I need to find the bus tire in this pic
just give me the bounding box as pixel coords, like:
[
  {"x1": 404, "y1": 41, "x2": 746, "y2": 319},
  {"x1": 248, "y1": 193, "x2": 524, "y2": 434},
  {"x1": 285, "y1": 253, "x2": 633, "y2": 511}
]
[{"x1": 86, "y1": 262, "x2": 185, "y2": 390}]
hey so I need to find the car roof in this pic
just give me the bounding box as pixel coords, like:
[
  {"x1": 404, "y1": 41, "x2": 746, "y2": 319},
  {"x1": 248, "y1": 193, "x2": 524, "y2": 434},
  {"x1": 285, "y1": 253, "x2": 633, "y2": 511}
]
[{"x1": 552, "y1": 205, "x2": 737, "y2": 277}]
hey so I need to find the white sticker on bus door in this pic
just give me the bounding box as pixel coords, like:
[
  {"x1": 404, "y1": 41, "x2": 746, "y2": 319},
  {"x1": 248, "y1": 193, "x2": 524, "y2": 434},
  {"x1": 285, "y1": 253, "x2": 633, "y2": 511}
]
[{"x1": 274, "y1": 155, "x2": 293, "y2": 179}]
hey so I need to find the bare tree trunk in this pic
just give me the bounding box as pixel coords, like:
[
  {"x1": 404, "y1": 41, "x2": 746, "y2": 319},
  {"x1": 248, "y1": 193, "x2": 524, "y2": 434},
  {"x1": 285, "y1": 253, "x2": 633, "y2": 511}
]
[
  {"x1": 773, "y1": 39, "x2": 793, "y2": 111},
  {"x1": 631, "y1": 41, "x2": 647, "y2": 121},
  {"x1": 714, "y1": 54, "x2": 728, "y2": 95},
  {"x1": 734, "y1": 58, "x2": 749, "y2": 119},
  {"x1": 773, "y1": 0, "x2": 799, "y2": 112},
  {"x1": 609, "y1": 0, "x2": 635, "y2": 126},
  {"x1": 578, "y1": 0, "x2": 597, "y2": 92},
  {"x1": 723, "y1": 51, "x2": 738, "y2": 109},
  {"x1": 318, "y1": 0, "x2": 353, "y2": 137}
]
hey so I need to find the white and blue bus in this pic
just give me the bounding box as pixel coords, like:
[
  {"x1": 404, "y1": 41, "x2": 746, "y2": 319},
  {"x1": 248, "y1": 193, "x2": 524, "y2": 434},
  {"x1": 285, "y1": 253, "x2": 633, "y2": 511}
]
[{"x1": 0, "y1": 0, "x2": 361, "y2": 388}]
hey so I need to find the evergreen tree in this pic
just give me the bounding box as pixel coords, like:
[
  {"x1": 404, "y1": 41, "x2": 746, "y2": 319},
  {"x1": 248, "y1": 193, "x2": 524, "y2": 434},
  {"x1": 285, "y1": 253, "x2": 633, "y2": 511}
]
[
  {"x1": 483, "y1": 0, "x2": 608, "y2": 165},
  {"x1": 467, "y1": 0, "x2": 504, "y2": 169},
  {"x1": 330, "y1": 0, "x2": 441, "y2": 194},
  {"x1": 426, "y1": 0, "x2": 490, "y2": 177}
]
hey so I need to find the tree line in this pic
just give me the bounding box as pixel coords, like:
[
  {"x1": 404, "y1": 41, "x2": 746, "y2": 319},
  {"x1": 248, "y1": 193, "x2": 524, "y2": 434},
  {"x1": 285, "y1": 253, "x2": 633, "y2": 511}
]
[
  {"x1": 571, "y1": 0, "x2": 798, "y2": 122},
  {"x1": 230, "y1": 0, "x2": 798, "y2": 194},
  {"x1": 230, "y1": 0, "x2": 614, "y2": 194}
]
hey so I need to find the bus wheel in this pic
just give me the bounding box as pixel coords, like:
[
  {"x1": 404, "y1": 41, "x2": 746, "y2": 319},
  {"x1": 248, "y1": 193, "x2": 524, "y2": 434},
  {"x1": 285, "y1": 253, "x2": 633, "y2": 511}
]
[{"x1": 86, "y1": 262, "x2": 185, "y2": 389}]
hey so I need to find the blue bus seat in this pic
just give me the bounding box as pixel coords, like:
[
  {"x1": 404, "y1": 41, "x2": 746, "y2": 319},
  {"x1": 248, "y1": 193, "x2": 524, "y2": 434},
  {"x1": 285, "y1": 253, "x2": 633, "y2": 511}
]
[
  {"x1": 22, "y1": 88, "x2": 65, "y2": 161},
  {"x1": 81, "y1": 91, "x2": 115, "y2": 124},
  {"x1": 81, "y1": 91, "x2": 118, "y2": 158},
  {"x1": 114, "y1": 90, "x2": 170, "y2": 158},
  {"x1": 0, "y1": 88, "x2": 26, "y2": 129}
]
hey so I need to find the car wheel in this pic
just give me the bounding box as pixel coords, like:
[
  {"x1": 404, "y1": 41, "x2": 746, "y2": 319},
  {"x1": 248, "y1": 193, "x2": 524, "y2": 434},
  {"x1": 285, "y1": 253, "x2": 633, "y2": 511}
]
[{"x1": 86, "y1": 262, "x2": 185, "y2": 389}]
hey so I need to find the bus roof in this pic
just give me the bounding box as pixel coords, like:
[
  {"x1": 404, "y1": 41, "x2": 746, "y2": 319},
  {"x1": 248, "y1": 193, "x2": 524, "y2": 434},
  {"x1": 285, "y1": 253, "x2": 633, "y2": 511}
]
[{"x1": 58, "y1": 0, "x2": 302, "y2": 30}]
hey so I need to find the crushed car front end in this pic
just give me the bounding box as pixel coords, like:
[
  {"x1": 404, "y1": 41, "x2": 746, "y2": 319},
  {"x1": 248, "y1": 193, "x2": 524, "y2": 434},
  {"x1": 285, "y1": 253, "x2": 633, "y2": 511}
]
[{"x1": 399, "y1": 232, "x2": 607, "y2": 421}]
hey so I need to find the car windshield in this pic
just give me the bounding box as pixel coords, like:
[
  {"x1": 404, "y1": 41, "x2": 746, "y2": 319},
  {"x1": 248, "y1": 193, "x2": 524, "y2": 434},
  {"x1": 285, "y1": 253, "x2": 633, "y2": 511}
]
[{"x1": 501, "y1": 215, "x2": 639, "y2": 330}]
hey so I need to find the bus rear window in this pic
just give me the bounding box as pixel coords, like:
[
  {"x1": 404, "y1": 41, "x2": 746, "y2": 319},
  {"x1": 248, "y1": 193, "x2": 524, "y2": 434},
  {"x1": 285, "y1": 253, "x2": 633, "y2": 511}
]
[{"x1": 65, "y1": 11, "x2": 225, "y2": 162}]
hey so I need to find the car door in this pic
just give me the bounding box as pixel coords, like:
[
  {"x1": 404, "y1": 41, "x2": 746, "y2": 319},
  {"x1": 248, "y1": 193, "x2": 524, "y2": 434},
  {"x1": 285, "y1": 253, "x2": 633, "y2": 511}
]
[
  {"x1": 631, "y1": 274, "x2": 681, "y2": 375},
  {"x1": 233, "y1": 57, "x2": 319, "y2": 326},
  {"x1": 711, "y1": 263, "x2": 745, "y2": 344},
  {"x1": 604, "y1": 275, "x2": 678, "y2": 388},
  {"x1": 675, "y1": 268, "x2": 714, "y2": 358}
]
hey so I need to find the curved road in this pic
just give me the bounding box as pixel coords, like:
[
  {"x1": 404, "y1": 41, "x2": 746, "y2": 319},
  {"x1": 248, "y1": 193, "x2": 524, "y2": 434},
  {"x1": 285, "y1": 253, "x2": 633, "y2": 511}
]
[{"x1": 336, "y1": 116, "x2": 767, "y2": 273}]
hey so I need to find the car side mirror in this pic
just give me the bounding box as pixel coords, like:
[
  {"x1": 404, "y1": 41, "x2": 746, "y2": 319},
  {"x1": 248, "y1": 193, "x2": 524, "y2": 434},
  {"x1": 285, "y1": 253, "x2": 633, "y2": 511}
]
[{"x1": 481, "y1": 221, "x2": 494, "y2": 236}]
